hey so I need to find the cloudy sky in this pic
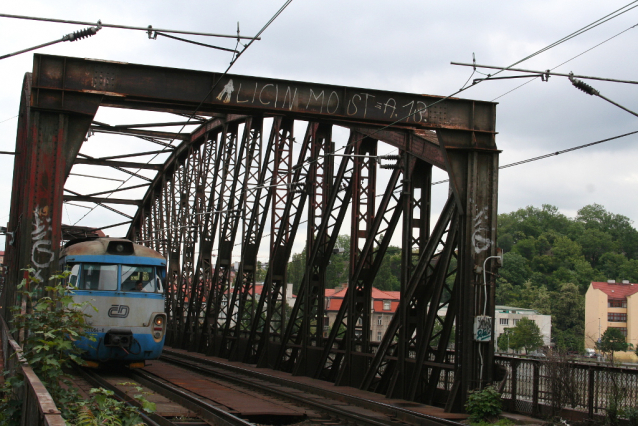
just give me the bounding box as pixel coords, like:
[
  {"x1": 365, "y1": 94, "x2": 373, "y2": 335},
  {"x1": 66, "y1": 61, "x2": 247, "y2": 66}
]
[{"x1": 1, "y1": 0, "x2": 638, "y2": 253}]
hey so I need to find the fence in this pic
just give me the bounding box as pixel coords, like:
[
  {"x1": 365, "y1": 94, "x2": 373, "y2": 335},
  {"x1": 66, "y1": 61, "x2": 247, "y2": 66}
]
[
  {"x1": 496, "y1": 354, "x2": 638, "y2": 420},
  {"x1": 1, "y1": 314, "x2": 65, "y2": 426}
]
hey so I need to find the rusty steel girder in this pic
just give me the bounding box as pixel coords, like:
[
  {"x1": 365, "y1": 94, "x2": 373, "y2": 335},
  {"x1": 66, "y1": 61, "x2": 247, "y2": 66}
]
[{"x1": 4, "y1": 54, "x2": 499, "y2": 412}]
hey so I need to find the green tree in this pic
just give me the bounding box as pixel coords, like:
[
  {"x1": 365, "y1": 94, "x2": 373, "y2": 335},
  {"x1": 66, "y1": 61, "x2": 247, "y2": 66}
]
[
  {"x1": 598, "y1": 252, "x2": 628, "y2": 281},
  {"x1": 577, "y1": 228, "x2": 614, "y2": 267},
  {"x1": 596, "y1": 327, "x2": 630, "y2": 364},
  {"x1": 373, "y1": 247, "x2": 401, "y2": 291},
  {"x1": 498, "y1": 252, "x2": 531, "y2": 286},
  {"x1": 255, "y1": 261, "x2": 266, "y2": 282},
  {"x1": 508, "y1": 317, "x2": 544, "y2": 353},
  {"x1": 326, "y1": 235, "x2": 350, "y2": 288},
  {"x1": 497, "y1": 328, "x2": 513, "y2": 352},
  {"x1": 287, "y1": 249, "x2": 306, "y2": 294},
  {"x1": 551, "y1": 282, "x2": 585, "y2": 352}
]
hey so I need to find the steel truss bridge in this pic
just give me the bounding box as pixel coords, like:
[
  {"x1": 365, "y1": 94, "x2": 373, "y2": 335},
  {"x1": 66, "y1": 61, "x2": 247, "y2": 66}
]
[{"x1": 1, "y1": 54, "x2": 499, "y2": 413}]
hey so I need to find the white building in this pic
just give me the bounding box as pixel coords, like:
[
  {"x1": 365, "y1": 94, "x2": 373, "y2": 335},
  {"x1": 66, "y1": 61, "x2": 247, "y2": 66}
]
[{"x1": 494, "y1": 305, "x2": 552, "y2": 353}]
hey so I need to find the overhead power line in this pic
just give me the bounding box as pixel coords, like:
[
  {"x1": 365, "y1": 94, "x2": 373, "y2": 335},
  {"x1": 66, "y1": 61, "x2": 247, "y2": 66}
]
[
  {"x1": 0, "y1": 13, "x2": 259, "y2": 39},
  {"x1": 569, "y1": 74, "x2": 638, "y2": 118},
  {"x1": 0, "y1": 25, "x2": 100, "y2": 61},
  {"x1": 432, "y1": 130, "x2": 638, "y2": 185},
  {"x1": 72, "y1": 0, "x2": 294, "y2": 227},
  {"x1": 452, "y1": 62, "x2": 638, "y2": 86}
]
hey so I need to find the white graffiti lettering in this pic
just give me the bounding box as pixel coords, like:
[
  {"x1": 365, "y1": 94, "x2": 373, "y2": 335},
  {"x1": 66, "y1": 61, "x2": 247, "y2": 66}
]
[
  {"x1": 306, "y1": 89, "x2": 325, "y2": 113},
  {"x1": 217, "y1": 80, "x2": 235, "y2": 103},
  {"x1": 472, "y1": 206, "x2": 493, "y2": 254},
  {"x1": 31, "y1": 205, "x2": 53, "y2": 281}
]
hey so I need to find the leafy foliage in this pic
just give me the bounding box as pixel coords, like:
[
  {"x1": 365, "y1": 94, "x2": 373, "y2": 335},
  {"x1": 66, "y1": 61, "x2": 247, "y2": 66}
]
[
  {"x1": 508, "y1": 317, "x2": 544, "y2": 353},
  {"x1": 0, "y1": 269, "x2": 97, "y2": 422},
  {"x1": 0, "y1": 270, "x2": 154, "y2": 425},
  {"x1": 596, "y1": 327, "x2": 630, "y2": 363},
  {"x1": 464, "y1": 385, "x2": 502, "y2": 422},
  {"x1": 497, "y1": 203, "x2": 638, "y2": 351},
  {"x1": 75, "y1": 386, "x2": 155, "y2": 426}
]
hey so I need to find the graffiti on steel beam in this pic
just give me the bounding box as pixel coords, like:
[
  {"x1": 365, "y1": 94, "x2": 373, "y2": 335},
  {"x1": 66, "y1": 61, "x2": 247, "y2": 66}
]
[
  {"x1": 31, "y1": 205, "x2": 54, "y2": 281},
  {"x1": 217, "y1": 80, "x2": 235, "y2": 104},
  {"x1": 215, "y1": 79, "x2": 432, "y2": 124},
  {"x1": 472, "y1": 206, "x2": 492, "y2": 254}
]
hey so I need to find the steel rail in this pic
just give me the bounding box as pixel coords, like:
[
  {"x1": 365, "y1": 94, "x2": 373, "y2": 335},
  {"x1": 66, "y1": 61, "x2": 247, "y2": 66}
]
[
  {"x1": 75, "y1": 367, "x2": 173, "y2": 426},
  {"x1": 161, "y1": 350, "x2": 464, "y2": 426},
  {"x1": 129, "y1": 369, "x2": 255, "y2": 426}
]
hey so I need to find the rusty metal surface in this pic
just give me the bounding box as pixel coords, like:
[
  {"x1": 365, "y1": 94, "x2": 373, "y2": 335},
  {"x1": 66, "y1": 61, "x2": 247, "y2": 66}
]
[
  {"x1": 143, "y1": 360, "x2": 305, "y2": 417},
  {"x1": 31, "y1": 54, "x2": 496, "y2": 133},
  {"x1": 5, "y1": 54, "x2": 500, "y2": 414},
  {"x1": 1, "y1": 315, "x2": 65, "y2": 426}
]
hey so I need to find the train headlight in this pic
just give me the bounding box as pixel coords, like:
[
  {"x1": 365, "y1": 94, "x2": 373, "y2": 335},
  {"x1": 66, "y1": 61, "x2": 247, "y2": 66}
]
[
  {"x1": 154, "y1": 316, "x2": 164, "y2": 326},
  {"x1": 115, "y1": 244, "x2": 124, "y2": 253}
]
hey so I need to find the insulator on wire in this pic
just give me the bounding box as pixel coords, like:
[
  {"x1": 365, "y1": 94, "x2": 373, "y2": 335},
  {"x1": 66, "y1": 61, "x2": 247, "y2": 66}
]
[
  {"x1": 63, "y1": 26, "x2": 101, "y2": 42},
  {"x1": 569, "y1": 74, "x2": 599, "y2": 96}
]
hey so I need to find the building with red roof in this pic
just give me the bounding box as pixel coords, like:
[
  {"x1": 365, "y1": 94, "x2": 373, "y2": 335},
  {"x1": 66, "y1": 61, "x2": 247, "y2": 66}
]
[
  {"x1": 585, "y1": 280, "x2": 638, "y2": 357},
  {"x1": 324, "y1": 284, "x2": 400, "y2": 342}
]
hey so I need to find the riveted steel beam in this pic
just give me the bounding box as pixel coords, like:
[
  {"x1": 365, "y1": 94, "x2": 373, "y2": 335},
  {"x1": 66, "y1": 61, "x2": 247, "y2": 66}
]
[{"x1": 31, "y1": 54, "x2": 496, "y2": 134}]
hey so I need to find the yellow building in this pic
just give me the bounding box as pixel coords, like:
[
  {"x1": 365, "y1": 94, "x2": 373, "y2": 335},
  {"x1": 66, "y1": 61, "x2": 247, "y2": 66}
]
[{"x1": 585, "y1": 280, "x2": 638, "y2": 361}]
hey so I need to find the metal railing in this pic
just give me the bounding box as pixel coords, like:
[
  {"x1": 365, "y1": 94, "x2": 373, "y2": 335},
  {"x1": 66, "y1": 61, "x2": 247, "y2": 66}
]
[
  {"x1": 496, "y1": 355, "x2": 638, "y2": 420},
  {"x1": 1, "y1": 314, "x2": 65, "y2": 426}
]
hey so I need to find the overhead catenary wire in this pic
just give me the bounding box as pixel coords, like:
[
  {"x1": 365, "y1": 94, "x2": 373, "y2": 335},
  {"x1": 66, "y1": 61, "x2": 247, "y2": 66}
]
[
  {"x1": 72, "y1": 0, "x2": 294, "y2": 227},
  {"x1": 489, "y1": 21, "x2": 638, "y2": 101},
  {"x1": 0, "y1": 25, "x2": 101, "y2": 60},
  {"x1": 0, "y1": 13, "x2": 260, "y2": 40},
  {"x1": 431, "y1": 130, "x2": 638, "y2": 185},
  {"x1": 76, "y1": 1, "x2": 629, "y2": 239},
  {"x1": 285, "y1": 0, "x2": 638, "y2": 176}
]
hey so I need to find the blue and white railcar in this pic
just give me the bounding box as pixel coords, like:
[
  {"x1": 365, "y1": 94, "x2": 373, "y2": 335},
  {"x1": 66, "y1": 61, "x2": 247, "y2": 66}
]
[{"x1": 59, "y1": 238, "x2": 167, "y2": 367}]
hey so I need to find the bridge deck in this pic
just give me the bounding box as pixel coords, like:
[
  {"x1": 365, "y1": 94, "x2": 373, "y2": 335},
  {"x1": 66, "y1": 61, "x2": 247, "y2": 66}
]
[{"x1": 163, "y1": 346, "x2": 469, "y2": 421}]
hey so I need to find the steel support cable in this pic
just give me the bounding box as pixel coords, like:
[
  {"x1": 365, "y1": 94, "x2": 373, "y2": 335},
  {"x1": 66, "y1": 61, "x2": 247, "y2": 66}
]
[
  {"x1": 72, "y1": 0, "x2": 294, "y2": 228},
  {"x1": 0, "y1": 13, "x2": 259, "y2": 39},
  {"x1": 488, "y1": 21, "x2": 638, "y2": 101},
  {"x1": 430, "y1": 129, "x2": 638, "y2": 185},
  {"x1": 569, "y1": 74, "x2": 638, "y2": 117},
  {"x1": 0, "y1": 115, "x2": 18, "y2": 125},
  {"x1": 0, "y1": 25, "x2": 101, "y2": 60},
  {"x1": 153, "y1": 31, "x2": 238, "y2": 53},
  {"x1": 265, "y1": 2, "x2": 638, "y2": 183}
]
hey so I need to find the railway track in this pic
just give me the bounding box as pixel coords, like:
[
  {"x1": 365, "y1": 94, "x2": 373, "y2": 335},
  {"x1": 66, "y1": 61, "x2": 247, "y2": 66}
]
[
  {"x1": 76, "y1": 366, "x2": 253, "y2": 426},
  {"x1": 159, "y1": 348, "x2": 466, "y2": 426}
]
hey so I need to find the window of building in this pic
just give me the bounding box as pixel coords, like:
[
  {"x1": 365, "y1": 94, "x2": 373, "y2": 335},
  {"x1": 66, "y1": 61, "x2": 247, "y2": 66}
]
[
  {"x1": 377, "y1": 316, "x2": 382, "y2": 325},
  {"x1": 608, "y1": 300, "x2": 627, "y2": 308},
  {"x1": 377, "y1": 331, "x2": 382, "y2": 341},
  {"x1": 499, "y1": 318, "x2": 509, "y2": 325},
  {"x1": 608, "y1": 313, "x2": 627, "y2": 322},
  {"x1": 324, "y1": 317, "x2": 329, "y2": 327},
  {"x1": 613, "y1": 327, "x2": 628, "y2": 337},
  {"x1": 513, "y1": 319, "x2": 519, "y2": 326},
  {"x1": 383, "y1": 300, "x2": 391, "y2": 311}
]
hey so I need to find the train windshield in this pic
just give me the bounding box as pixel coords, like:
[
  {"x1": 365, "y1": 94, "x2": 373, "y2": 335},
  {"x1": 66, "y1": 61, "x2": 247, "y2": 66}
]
[
  {"x1": 121, "y1": 265, "x2": 164, "y2": 293},
  {"x1": 77, "y1": 264, "x2": 118, "y2": 291}
]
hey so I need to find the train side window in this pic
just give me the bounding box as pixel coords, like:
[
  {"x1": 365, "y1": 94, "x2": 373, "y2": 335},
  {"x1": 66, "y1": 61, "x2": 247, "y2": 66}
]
[
  {"x1": 80, "y1": 264, "x2": 118, "y2": 291},
  {"x1": 121, "y1": 265, "x2": 157, "y2": 292},
  {"x1": 68, "y1": 264, "x2": 80, "y2": 287},
  {"x1": 155, "y1": 269, "x2": 164, "y2": 293}
]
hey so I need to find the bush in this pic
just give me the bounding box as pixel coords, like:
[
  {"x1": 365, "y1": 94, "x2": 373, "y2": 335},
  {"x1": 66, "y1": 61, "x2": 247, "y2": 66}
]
[{"x1": 465, "y1": 385, "x2": 503, "y2": 422}]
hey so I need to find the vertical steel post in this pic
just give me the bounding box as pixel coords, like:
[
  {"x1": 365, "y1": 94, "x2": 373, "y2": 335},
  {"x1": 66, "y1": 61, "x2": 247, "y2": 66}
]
[{"x1": 4, "y1": 72, "x2": 98, "y2": 326}]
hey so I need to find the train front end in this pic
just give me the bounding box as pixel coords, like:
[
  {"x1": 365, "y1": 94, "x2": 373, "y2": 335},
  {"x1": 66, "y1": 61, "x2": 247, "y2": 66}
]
[{"x1": 60, "y1": 238, "x2": 167, "y2": 367}]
